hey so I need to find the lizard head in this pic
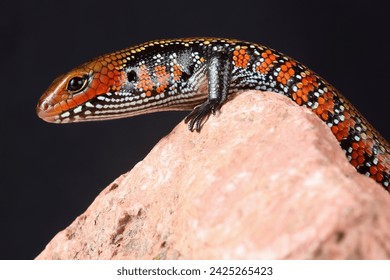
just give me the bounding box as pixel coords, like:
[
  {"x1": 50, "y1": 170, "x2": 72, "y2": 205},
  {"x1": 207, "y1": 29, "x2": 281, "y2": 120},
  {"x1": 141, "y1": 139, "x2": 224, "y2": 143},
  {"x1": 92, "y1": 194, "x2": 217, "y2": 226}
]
[{"x1": 36, "y1": 54, "x2": 132, "y2": 124}]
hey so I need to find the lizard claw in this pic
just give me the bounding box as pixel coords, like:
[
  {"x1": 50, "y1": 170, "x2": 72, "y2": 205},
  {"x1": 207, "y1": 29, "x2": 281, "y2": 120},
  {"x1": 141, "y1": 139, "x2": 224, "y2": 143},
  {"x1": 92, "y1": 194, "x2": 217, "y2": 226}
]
[{"x1": 185, "y1": 101, "x2": 219, "y2": 132}]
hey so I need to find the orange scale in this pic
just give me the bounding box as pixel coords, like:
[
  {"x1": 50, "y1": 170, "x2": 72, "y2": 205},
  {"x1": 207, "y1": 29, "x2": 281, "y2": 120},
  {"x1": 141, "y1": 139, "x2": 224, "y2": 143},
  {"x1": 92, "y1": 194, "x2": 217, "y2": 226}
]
[
  {"x1": 336, "y1": 124, "x2": 344, "y2": 133},
  {"x1": 115, "y1": 80, "x2": 122, "y2": 87},
  {"x1": 93, "y1": 62, "x2": 102, "y2": 72},
  {"x1": 370, "y1": 166, "x2": 378, "y2": 175},
  {"x1": 87, "y1": 88, "x2": 96, "y2": 97},
  {"x1": 99, "y1": 75, "x2": 109, "y2": 84},
  {"x1": 173, "y1": 65, "x2": 182, "y2": 81},
  {"x1": 347, "y1": 107, "x2": 355, "y2": 115},
  {"x1": 331, "y1": 126, "x2": 339, "y2": 134},
  {"x1": 365, "y1": 147, "x2": 372, "y2": 156},
  {"x1": 107, "y1": 71, "x2": 114, "y2": 79},
  {"x1": 321, "y1": 112, "x2": 328, "y2": 121},
  {"x1": 292, "y1": 93, "x2": 297, "y2": 100},
  {"x1": 296, "y1": 98, "x2": 303, "y2": 105},
  {"x1": 52, "y1": 103, "x2": 62, "y2": 114},
  {"x1": 90, "y1": 79, "x2": 100, "y2": 90},
  {"x1": 96, "y1": 83, "x2": 109, "y2": 95},
  {"x1": 316, "y1": 106, "x2": 324, "y2": 115},
  {"x1": 67, "y1": 99, "x2": 77, "y2": 108},
  {"x1": 325, "y1": 103, "x2": 335, "y2": 112},
  {"x1": 350, "y1": 159, "x2": 358, "y2": 167},
  {"x1": 302, "y1": 95, "x2": 309, "y2": 102},
  {"x1": 108, "y1": 79, "x2": 115, "y2": 87},
  {"x1": 73, "y1": 92, "x2": 89, "y2": 104},
  {"x1": 376, "y1": 173, "x2": 383, "y2": 182},
  {"x1": 352, "y1": 142, "x2": 359, "y2": 150},
  {"x1": 60, "y1": 93, "x2": 68, "y2": 101},
  {"x1": 84, "y1": 88, "x2": 96, "y2": 99},
  {"x1": 322, "y1": 103, "x2": 329, "y2": 111},
  {"x1": 59, "y1": 101, "x2": 69, "y2": 111},
  {"x1": 357, "y1": 156, "x2": 365, "y2": 165},
  {"x1": 156, "y1": 86, "x2": 164, "y2": 94}
]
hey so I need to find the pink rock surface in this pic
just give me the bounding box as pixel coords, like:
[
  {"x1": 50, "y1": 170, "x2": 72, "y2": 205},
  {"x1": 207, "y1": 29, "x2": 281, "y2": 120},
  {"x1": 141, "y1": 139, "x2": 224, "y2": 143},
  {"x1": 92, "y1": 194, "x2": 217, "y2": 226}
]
[{"x1": 36, "y1": 90, "x2": 390, "y2": 260}]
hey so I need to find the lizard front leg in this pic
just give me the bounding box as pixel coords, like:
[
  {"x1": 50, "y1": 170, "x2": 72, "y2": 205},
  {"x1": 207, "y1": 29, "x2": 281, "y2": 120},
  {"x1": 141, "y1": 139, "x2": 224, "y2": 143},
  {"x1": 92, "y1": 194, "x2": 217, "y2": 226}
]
[{"x1": 185, "y1": 50, "x2": 232, "y2": 131}]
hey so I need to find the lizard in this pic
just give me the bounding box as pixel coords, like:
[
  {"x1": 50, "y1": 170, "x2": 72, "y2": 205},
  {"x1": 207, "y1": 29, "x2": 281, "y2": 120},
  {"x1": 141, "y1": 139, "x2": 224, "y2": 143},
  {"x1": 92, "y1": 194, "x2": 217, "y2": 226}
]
[{"x1": 36, "y1": 38, "x2": 390, "y2": 191}]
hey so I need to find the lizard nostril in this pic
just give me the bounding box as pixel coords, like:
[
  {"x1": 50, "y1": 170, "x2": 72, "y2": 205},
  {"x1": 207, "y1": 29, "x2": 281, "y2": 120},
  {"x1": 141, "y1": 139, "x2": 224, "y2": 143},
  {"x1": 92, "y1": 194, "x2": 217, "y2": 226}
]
[{"x1": 41, "y1": 101, "x2": 49, "y2": 111}]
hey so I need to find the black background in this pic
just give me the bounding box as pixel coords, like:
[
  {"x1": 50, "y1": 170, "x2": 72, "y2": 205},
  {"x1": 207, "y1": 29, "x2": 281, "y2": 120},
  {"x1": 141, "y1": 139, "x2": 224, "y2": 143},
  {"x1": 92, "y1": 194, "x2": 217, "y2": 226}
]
[{"x1": 1, "y1": 0, "x2": 389, "y2": 259}]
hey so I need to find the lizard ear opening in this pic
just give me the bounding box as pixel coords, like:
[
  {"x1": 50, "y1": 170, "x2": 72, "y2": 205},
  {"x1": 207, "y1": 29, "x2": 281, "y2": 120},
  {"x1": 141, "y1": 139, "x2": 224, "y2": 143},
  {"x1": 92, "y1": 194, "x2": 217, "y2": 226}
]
[{"x1": 127, "y1": 70, "x2": 137, "y2": 83}]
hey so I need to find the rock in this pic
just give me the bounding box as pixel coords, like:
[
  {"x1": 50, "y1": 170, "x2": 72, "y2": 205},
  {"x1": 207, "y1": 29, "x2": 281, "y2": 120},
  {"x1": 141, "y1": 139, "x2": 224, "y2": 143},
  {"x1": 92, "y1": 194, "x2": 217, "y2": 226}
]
[{"x1": 36, "y1": 90, "x2": 390, "y2": 260}]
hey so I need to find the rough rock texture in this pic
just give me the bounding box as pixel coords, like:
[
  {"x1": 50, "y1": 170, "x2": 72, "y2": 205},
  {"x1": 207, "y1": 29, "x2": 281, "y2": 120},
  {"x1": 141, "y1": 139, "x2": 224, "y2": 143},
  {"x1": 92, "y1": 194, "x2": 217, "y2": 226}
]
[{"x1": 36, "y1": 90, "x2": 390, "y2": 260}]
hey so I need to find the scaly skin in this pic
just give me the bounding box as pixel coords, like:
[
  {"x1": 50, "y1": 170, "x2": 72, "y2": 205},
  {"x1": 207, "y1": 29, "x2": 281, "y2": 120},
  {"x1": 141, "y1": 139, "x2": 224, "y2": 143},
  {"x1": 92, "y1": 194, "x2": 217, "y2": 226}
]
[{"x1": 36, "y1": 38, "x2": 390, "y2": 190}]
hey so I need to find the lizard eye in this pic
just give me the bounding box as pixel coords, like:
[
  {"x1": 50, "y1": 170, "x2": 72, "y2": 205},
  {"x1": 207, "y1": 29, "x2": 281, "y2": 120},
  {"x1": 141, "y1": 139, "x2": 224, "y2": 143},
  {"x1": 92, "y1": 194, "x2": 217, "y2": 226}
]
[{"x1": 67, "y1": 75, "x2": 88, "y2": 93}]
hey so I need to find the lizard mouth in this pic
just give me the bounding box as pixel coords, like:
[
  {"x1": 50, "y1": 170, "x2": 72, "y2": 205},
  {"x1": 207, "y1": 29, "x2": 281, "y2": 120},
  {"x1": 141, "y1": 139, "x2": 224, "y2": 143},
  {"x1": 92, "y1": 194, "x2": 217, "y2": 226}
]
[{"x1": 36, "y1": 99, "x2": 62, "y2": 123}]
